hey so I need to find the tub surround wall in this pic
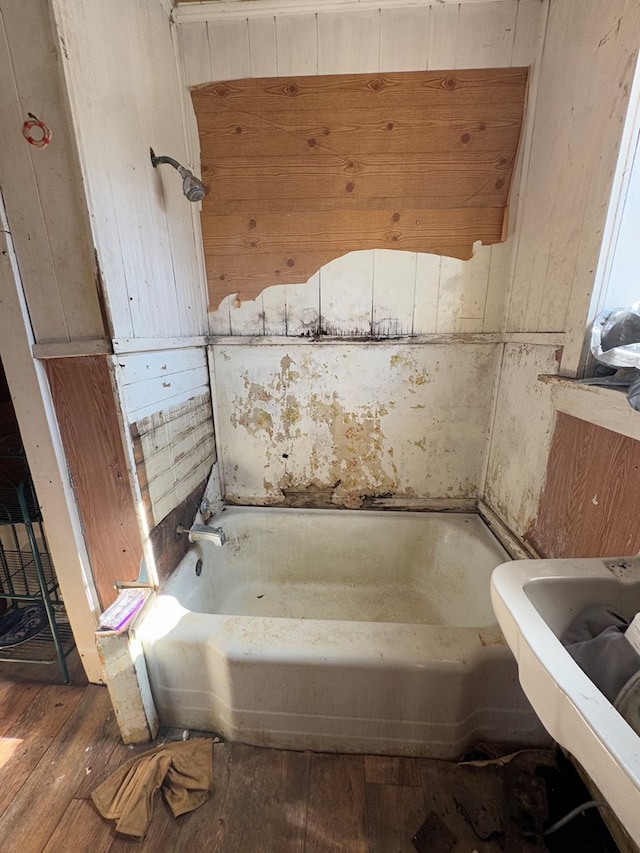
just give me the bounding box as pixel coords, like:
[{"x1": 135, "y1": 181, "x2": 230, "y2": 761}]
[
  {"x1": 482, "y1": 343, "x2": 559, "y2": 541},
  {"x1": 212, "y1": 341, "x2": 499, "y2": 507}
]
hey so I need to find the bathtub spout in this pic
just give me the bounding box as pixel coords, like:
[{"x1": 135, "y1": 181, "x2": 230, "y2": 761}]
[{"x1": 176, "y1": 523, "x2": 226, "y2": 546}]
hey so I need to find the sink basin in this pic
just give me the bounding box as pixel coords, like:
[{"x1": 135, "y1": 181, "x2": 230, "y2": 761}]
[{"x1": 491, "y1": 556, "x2": 640, "y2": 845}]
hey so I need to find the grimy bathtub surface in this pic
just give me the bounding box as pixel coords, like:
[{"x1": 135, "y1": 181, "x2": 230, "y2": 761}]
[{"x1": 138, "y1": 507, "x2": 549, "y2": 758}]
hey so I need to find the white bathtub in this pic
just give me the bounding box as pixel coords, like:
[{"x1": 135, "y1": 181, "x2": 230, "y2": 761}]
[{"x1": 138, "y1": 507, "x2": 547, "y2": 757}]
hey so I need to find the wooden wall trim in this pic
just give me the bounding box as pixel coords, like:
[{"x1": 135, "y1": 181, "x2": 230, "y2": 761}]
[
  {"x1": 112, "y1": 336, "x2": 209, "y2": 354},
  {"x1": 45, "y1": 356, "x2": 143, "y2": 609},
  {"x1": 32, "y1": 340, "x2": 113, "y2": 359},
  {"x1": 174, "y1": 0, "x2": 514, "y2": 23},
  {"x1": 193, "y1": 67, "x2": 528, "y2": 308},
  {"x1": 539, "y1": 376, "x2": 640, "y2": 443}
]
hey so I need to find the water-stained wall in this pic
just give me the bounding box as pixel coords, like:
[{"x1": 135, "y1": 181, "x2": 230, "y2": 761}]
[{"x1": 212, "y1": 342, "x2": 498, "y2": 508}]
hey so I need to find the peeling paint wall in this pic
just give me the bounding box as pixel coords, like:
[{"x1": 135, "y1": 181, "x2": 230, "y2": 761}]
[
  {"x1": 212, "y1": 342, "x2": 499, "y2": 507},
  {"x1": 483, "y1": 344, "x2": 559, "y2": 537}
]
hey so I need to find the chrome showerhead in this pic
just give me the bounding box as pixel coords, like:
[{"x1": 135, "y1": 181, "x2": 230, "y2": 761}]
[{"x1": 150, "y1": 149, "x2": 206, "y2": 203}]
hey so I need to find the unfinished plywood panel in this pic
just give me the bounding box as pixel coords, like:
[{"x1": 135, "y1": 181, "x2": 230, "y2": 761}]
[
  {"x1": 527, "y1": 413, "x2": 640, "y2": 558},
  {"x1": 193, "y1": 67, "x2": 528, "y2": 308},
  {"x1": 211, "y1": 341, "x2": 499, "y2": 507},
  {"x1": 45, "y1": 356, "x2": 142, "y2": 610}
]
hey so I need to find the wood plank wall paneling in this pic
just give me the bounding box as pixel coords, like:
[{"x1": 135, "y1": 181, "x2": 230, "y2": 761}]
[
  {"x1": 115, "y1": 348, "x2": 217, "y2": 535},
  {"x1": 148, "y1": 477, "x2": 208, "y2": 583},
  {"x1": 504, "y1": 0, "x2": 640, "y2": 373},
  {"x1": 52, "y1": 0, "x2": 209, "y2": 341},
  {"x1": 527, "y1": 413, "x2": 640, "y2": 558},
  {"x1": 0, "y1": 3, "x2": 106, "y2": 344},
  {"x1": 192, "y1": 67, "x2": 528, "y2": 308},
  {"x1": 45, "y1": 356, "x2": 142, "y2": 610}
]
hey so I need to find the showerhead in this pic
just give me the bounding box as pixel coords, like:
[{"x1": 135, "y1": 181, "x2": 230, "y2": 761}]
[
  {"x1": 178, "y1": 166, "x2": 206, "y2": 203},
  {"x1": 150, "y1": 149, "x2": 206, "y2": 203}
]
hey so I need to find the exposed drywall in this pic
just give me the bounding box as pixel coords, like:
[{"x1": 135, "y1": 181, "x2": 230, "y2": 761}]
[
  {"x1": 212, "y1": 341, "x2": 499, "y2": 507},
  {"x1": 194, "y1": 67, "x2": 527, "y2": 307},
  {"x1": 179, "y1": 0, "x2": 544, "y2": 337},
  {"x1": 482, "y1": 343, "x2": 559, "y2": 538},
  {"x1": 527, "y1": 413, "x2": 640, "y2": 558}
]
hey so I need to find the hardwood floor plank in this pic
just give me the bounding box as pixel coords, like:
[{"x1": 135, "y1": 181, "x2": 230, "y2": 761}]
[
  {"x1": 42, "y1": 798, "x2": 114, "y2": 853},
  {"x1": 0, "y1": 682, "x2": 85, "y2": 817},
  {"x1": 71, "y1": 708, "x2": 129, "y2": 799},
  {"x1": 214, "y1": 742, "x2": 310, "y2": 853},
  {"x1": 0, "y1": 668, "x2": 584, "y2": 853},
  {"x1": 365, "y1": 783, "x2": 426, "y2": 853},
  {"x1": 0, "y1": 679, "x2": 43, "y2": 735},
  {"x1": 363, "y1": 754, "x2": 426, "y2": 787},
  {"x1": 0, "y1": 684, "x2": 114, "y2": 853},
  {"x1": 305, "y1": 754, "x2": 368, "y2": 853}
]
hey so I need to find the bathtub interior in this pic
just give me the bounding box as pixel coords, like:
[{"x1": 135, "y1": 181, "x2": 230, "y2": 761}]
[
  {"x1": 138, "y1": 507, "x2": 548, "y2": 756},
  {"x1": 166, "y1": 507, "x2": 509, "y2": 627}
]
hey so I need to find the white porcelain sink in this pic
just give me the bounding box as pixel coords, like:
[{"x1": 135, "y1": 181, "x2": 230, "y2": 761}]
[{"x1": 491, "y1": 556, "x2": 640, "y2": 845}]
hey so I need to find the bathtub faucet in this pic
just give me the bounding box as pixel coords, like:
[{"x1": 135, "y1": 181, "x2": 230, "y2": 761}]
[{"x1": 176, "y1": 523, "x2": 226, "y2": 546}]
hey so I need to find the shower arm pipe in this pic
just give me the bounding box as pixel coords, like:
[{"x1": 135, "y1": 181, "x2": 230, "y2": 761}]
[{"x1": 151, "y1": 152, "x2": 188, "y2": 178}]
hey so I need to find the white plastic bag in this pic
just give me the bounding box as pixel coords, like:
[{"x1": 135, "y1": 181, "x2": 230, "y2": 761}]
[{"x1": 590, "y1": 303, "x2": 640, "y2": 368}]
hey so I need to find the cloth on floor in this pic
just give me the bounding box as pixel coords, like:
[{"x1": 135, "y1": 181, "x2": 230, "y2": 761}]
[{"x1": 91, "y1": 738, "x2": 213, "y2": 838}]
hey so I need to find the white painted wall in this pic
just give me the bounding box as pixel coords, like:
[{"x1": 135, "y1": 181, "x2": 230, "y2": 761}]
[
  {"x1": 484, "y1": 0, "x2": 640, "y2": 540},
  {"x1": 178, "y1": 0, "x2": 544, "y2": 337},
  {"x1": 0, "y1": 2, "x2": 105, "y2": 345},
  {"x1": 52, "y1": 0, "x2": 209, "y2": 341},
  {"x1": 504, "y1": 0, "x2": 640, "y2": 372}
]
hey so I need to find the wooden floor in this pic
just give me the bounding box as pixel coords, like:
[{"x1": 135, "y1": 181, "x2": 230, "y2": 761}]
[{"x1": 0, "y1": 651, "x2": 618, "y2": 853}]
